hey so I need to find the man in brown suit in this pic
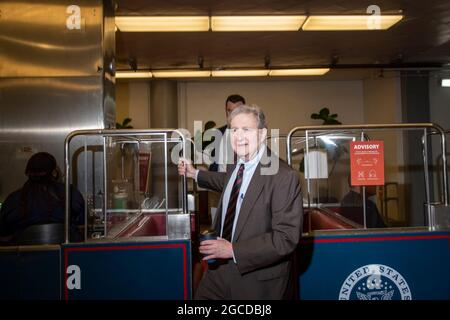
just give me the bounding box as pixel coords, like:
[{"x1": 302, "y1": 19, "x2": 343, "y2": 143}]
[{"x1": 178, "y1": 105, "x2": 303, "y2": 299}]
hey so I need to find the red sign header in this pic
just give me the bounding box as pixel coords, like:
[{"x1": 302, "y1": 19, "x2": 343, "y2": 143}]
[{"x1": 350, "y1": 141, "x2": 385, "y2": 186}]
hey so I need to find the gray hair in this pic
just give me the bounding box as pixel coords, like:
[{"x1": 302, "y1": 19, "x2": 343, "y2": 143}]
[{"x1": 228, "y1": 104, "x2": 267, "y2": 129}]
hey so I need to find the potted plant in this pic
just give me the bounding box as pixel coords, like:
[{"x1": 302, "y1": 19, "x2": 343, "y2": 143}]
[
  {"x1": 311, "y1": 107, "x2": 342, "y2": 125},
  {"x1": 116, "y1": 117, "x2": 133, "y2": 129}
]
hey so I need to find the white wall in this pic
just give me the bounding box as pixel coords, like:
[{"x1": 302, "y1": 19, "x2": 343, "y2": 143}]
[
  {"x1": 178, "y1": 80, "x2": 364, "y2": 135},
  {"x1": 429, "y1": 72, "x2": 450, "y2": 204},
  {"x1": 363, "y1": 75, "x2": 405, "y2": 223},
  {"x1": 363, "y1": 77, "x2": 402, "y2": 124},
  {"x1": 115, "y1": 82, "x2": 130, "y2": 125},
  {"x1": 117, "y1": 78, "x2": 411, "y2": 224},
  {"x1": 429, "y1": 74, "x2": 450, "y2": 129},
  {"x1": 116, "y1": 81, "x2": 151, "y2": 129},
  {"x1": 177, "y1": 80, "x2": 365, "y2": 206}
]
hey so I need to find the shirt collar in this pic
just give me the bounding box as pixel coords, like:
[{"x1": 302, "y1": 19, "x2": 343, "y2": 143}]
[{"x1": 237, "y1": 144, "x2": 266, "y2": 170}]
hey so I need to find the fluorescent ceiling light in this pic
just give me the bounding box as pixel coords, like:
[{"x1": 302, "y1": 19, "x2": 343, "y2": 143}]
[
  {"x1": 152, "y1": 70, "x2": 211, "y2": 78},
  {"x1": 115, "y1": 16, "x2": 210, "y2": 32},
  {"x1": 211, "y1": 16, "x2": 306, "y2": 31},
  {"x1": 116, "y1": 71, "x2": 152, "y2": 79},
  {"x1": 442, "y1": 79, "x2": 450, "y2": 87},
  {"x1": 269, "y1": 68, "x2": 330, "y2": 76},
  {"x1": 302, "y1": 15, "x2": 403, "y2": 31},
  {"x1": 212, "y1": 70, "x2": 269, "y2": 77}
]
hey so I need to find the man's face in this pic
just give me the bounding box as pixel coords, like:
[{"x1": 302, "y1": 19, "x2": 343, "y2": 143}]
[
  {"x1": 225, "y1": 101, "x2": 243, "y2": 118},
  {"x1": 230, "y1": 113, "x2": 267, "y2": 161}
]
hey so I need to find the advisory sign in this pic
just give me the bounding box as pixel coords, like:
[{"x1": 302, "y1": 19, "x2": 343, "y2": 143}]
[{"x1": 350, "y1": 141, "x2": 384, "y2": 186}]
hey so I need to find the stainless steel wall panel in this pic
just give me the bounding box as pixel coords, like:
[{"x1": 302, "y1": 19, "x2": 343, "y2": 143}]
[
  {"x1": 0, "y1": 0, "x2": 104, "y2": 78},
  {"x1": 0, "y1": 77, "x2": 105, "y2": 200},
  {"x1": 102, "y1": 0, "x2": 116, "y2": 129},
  {"x1": 0, "y1": 0, "x2": 115, "y2": 202}
]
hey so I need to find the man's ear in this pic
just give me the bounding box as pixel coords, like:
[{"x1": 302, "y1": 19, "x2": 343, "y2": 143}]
[{"x1": 259, "y1": 128, "x2": 268, "y2": 143}]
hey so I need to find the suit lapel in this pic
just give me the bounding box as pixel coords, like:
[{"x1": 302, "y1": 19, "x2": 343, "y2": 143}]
[
  {"x1": 233, "y1": 162, "x2": 265, "y2": 242},
  {"x1": 233, "y1": 149, "x2": 276, "y2": 241}
]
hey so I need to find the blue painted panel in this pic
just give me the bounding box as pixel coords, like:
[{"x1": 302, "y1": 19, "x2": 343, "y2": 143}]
[
  {"x1": 298, "y1": 231, "x2": 450, "y2": 300},
  {"x1": 0, "y1": 249, "x2": 20, "y2": 299},
  {"x1": 62, "y1": 240, "x2": 191, "y2": 300},
  {"x1": 19, "y1": 248, "x2": 61, "y2": 299},
  {"x1": 0, "y1": 247, "x2": 60, "y2": 299}
]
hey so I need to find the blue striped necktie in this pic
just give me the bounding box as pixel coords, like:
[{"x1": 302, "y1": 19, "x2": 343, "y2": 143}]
[{"x1": 222, "y1": 164, "x2": 245, "y2": 242}]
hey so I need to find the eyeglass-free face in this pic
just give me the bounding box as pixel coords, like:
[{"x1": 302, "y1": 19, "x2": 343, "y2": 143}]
[{"x1": 230, "y1": 113, "x2": 267, "y2": 161}]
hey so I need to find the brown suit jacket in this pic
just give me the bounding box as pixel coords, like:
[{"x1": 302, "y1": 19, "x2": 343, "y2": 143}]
[{"x1": 196, "y1": 150, "x2": 303, "y2": 299}]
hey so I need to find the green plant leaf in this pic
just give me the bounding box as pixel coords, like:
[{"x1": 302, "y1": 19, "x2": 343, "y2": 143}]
[
  {"x1": 304, "y1": 107, "x2": 343, "y2": 178},
  {"x1": 122, "y1": 118, "x2": 132, "y2": 126},
  {"x1": 319, "y1": 108, "x2": 330, "y2": 116},
  {"x1": 116, "y1": 117, "x2": 134, "y2": 129}
]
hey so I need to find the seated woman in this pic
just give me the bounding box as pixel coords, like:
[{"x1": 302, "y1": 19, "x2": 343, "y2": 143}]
[{"x1": 0, "y1": 152, "x2": 85, "y2": 244}]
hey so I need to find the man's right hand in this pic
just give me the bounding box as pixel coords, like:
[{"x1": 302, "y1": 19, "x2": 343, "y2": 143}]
[{"x1": 178, "y1": 158, "x2": 197, "y2": 179}]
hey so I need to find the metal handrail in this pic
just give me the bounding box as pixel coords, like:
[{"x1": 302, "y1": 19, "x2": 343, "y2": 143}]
[
  {"x1": 64, "y1": 129, "x2": 188, "y2": 244},
  {"x1": 286, "y1": 123, "x2": 449, "y2": 209}
]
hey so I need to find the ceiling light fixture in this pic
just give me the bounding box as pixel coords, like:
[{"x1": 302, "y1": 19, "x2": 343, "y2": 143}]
[
  {"x1": 115, "y1": 16, "x2": 210, "y2": 32},
  {"x1": 152, "y1": 70, "x2": 211, "y2": 78},
  {"x1": 211, "y1": 15, "x2": 307, "y2": 31},
  {"x1": 116, "y1": 71, "x2": 152, "y2": 78},
  {"x1": 302, "y1": 15, "x2": 403, "y2": 31},
  {"x1": 115, "y1": 68, "x2": 332, "y2": 79},
  {"x1": 115, "y1": 15, "x2": 403, "y2": 32},
  {"x1": 269, "y1": 68, "x2": 330, "y2": 76},
  {"x1": 212, "y1": 70, "x2": 269, "y2": 77},
  {"x1": 441, "y1": 79, "x2": 450, "y2": 87}
]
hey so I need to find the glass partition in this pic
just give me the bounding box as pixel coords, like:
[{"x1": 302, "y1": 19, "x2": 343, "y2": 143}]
[
  {"x1": 287, "y1": 124, "x2": 449, "y2": 232},
  {"x1": 65, "y1": 130, "x2": 188, "y2": 242}
]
